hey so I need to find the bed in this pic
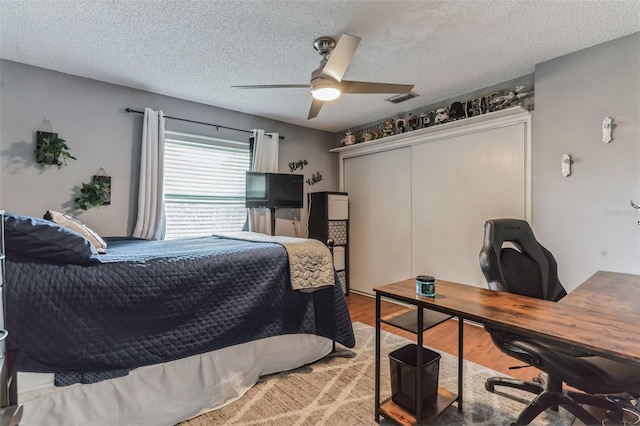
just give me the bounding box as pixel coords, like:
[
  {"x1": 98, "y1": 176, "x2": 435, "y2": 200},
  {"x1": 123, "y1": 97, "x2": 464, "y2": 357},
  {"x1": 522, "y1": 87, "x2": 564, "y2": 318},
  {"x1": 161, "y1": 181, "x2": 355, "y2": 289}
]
[{"x1": 3, "y1": 213, "x2": 355, "y2": 425}]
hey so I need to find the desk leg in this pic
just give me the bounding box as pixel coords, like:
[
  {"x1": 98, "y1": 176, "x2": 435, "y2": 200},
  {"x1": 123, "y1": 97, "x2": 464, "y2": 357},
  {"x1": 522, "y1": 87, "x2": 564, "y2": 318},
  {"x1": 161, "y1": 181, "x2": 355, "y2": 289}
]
[
  {"x1": 375, "y1": 294, "x2": 381, "y2": 423},
  {"x1": 458, "y1": 317, "x2": 464, "y2": 412}
]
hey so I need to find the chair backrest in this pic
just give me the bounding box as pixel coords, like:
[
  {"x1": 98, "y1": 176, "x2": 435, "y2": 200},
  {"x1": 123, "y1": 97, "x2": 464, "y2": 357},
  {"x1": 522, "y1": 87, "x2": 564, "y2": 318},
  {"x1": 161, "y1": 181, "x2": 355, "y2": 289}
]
[{"x1": 479, "y1": 219, "x2": 566, "y2": 302}]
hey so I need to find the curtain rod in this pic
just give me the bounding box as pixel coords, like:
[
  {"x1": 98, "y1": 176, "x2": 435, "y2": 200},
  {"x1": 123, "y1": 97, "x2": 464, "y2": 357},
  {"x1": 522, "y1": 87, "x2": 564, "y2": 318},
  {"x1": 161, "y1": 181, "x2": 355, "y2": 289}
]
[{"x1": 125, "y1": 108, "x2": 284, "y2": 140}]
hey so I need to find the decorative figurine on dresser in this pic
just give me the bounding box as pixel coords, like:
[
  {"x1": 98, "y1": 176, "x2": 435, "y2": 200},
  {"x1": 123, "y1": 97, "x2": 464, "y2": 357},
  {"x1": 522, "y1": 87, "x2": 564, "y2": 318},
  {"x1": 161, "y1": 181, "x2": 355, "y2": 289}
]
[{"x1": 308, "y1": 192, "x2": 349, "y2": 295}]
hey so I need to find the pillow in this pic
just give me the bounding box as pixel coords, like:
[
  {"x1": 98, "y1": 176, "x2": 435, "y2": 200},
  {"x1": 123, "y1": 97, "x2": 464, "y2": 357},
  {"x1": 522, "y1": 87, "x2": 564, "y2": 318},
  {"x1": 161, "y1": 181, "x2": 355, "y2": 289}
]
[
  {"x1": 3, "y1": 213, "x2": 100, "y2": 265},
  {"x1": 44, "y1": 210, "x2": 107, "y2": 254}
]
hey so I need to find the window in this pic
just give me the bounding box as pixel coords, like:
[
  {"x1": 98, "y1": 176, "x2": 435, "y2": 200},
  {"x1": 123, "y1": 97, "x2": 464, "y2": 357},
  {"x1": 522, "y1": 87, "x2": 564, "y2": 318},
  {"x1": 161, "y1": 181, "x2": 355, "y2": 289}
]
[{"x1": 163, "y1": 130, "x2": 251, "y2": 239}]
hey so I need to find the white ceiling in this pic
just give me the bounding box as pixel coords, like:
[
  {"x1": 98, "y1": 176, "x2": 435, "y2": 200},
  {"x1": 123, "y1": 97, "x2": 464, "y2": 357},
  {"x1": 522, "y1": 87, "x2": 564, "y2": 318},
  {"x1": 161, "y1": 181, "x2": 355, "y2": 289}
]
[{"x1": 1, "y1": 1, "x2": 639, "y2": 133}]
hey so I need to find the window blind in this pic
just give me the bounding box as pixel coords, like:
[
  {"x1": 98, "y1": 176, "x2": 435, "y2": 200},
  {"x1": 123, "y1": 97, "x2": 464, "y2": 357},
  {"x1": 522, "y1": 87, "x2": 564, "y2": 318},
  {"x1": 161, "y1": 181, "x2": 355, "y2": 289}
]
[{"x1": 164, "y1": 130, "x2": 251, "y2": 239}]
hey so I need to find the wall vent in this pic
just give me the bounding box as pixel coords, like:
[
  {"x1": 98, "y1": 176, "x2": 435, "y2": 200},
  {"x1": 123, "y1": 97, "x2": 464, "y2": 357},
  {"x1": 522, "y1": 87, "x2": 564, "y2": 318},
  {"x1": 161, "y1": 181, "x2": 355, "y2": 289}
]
[{"x1": 385, "y1": 92, "x2": 419, "y2": 104}]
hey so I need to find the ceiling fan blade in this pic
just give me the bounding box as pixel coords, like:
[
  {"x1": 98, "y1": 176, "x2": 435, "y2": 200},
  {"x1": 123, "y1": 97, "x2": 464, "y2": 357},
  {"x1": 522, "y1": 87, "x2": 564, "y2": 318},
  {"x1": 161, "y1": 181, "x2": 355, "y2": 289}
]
[
  {"x1": 341, "y1": 80, "x2": 414, "y2": 94},
  {"x1": 308, "y1": 98, "x2": 325, "y2": 120},
  {"x1": 231, "y1": 84, "x2": 310, "y2": 89},
  {"x1": 322, "y1": 34, "x2": 361, "y2": 82}
]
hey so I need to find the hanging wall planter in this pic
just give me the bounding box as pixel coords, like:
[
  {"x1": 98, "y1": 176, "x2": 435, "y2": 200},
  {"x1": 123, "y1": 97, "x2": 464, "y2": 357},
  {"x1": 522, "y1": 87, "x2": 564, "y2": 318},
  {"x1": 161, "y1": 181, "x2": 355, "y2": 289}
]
[
  {"x1": 34, "y1": 120, "x2": 76, "y2": 168},
  {"x1": 74, "y1": 168, "x2": 111, "y2": 210}
]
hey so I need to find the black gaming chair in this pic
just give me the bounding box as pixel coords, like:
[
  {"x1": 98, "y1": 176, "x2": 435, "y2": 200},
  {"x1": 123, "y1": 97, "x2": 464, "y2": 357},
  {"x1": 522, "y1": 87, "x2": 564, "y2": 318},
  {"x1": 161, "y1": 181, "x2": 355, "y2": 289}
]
[{"x1": 479, "y1": 219, "x2": 640, "y2": 425}]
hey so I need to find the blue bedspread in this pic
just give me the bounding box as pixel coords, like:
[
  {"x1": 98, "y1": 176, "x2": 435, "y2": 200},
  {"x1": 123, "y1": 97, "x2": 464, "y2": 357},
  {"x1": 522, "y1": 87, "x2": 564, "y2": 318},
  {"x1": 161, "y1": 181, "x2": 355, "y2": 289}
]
[{"x1": 5, "y1": 236, "x2": 355, "y2": 373}]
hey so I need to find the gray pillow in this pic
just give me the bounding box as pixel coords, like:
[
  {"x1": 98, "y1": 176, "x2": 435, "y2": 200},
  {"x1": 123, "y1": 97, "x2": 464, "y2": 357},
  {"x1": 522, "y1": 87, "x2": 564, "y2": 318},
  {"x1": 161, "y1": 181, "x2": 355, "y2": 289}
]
[{"x1": 4, "y1": 213, "x2": 100, "y2": 265}]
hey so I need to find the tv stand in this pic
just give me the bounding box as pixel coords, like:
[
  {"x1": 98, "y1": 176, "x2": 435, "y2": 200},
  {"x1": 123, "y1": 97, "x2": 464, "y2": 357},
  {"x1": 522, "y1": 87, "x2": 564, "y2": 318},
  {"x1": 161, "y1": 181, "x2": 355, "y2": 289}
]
[{"x1": 269, "y1": 207, "x2": 276, "y2": 236}]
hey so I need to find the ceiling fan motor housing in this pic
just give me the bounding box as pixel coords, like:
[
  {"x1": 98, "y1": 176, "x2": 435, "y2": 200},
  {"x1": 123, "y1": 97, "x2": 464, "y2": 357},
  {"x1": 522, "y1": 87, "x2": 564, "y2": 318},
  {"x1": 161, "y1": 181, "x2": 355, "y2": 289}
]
[
  {"x1": 311, "y1": 67, "x2": 338, "y2": 85},
  {"x1": 313, "y1": 37, "x2": 337, "y2": 56}
]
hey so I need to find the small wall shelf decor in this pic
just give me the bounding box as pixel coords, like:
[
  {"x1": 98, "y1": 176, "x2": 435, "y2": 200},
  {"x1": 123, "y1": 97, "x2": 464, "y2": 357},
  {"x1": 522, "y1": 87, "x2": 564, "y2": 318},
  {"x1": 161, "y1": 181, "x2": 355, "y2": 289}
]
[
  {"x1": 562, "y1": 154, "x2": 572, "y2": 177},
  {"x1": 306, "y1": 171, "x2": 322, "y2": 186},
  {"x1": 34, "y1": 120, "x2": 76, "y2": 168},
  {"x1": 36, "y1": 118, "x2": 55, "y2": 146},
  {"x1": 74, "y1": 168, "x2": 111, "y2": 210},
  {"x1": 631, "y1": 200, "x2": 640, "y2": 226},
  {"x1": 602, "y1": 117, "x2": 613, "y2": 143},
  {"x1": 289, "y1": 159, "x2": 308, "y2": 172}
]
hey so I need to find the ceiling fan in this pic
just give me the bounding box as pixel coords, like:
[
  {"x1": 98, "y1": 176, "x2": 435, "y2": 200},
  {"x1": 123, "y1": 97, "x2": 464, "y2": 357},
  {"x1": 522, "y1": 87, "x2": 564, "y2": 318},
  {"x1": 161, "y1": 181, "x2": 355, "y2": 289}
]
[{"x1": 232, "y1": 34, "x2": 415, "y2": 119}]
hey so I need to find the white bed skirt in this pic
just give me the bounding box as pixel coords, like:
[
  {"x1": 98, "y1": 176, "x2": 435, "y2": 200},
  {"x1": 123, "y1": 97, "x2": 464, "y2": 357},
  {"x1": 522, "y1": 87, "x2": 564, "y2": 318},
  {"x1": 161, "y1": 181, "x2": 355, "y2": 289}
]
[{"x1": 18, "y1": 334, "x2": 333, "y2": 426}]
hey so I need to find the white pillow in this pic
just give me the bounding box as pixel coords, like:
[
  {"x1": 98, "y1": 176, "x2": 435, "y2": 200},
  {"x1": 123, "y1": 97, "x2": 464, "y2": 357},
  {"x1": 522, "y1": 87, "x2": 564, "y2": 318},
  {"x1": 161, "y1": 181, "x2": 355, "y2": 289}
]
[{"x1": 44, "y1": 210, "x2": 107, "y2": 254}]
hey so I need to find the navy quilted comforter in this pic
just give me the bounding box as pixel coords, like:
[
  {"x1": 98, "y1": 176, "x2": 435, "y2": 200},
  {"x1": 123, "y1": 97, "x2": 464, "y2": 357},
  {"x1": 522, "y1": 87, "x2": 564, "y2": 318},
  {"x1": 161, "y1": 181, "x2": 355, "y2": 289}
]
[{"x1": 5, "y1": 236, "x2": 355, "y2": 373}]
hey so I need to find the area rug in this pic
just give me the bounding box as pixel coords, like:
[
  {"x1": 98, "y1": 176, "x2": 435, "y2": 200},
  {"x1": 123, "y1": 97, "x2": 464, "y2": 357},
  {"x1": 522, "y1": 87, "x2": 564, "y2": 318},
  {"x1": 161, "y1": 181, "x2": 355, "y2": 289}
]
[{"x1": 180, "y1": 322, "x2": 573, "y2": 425}]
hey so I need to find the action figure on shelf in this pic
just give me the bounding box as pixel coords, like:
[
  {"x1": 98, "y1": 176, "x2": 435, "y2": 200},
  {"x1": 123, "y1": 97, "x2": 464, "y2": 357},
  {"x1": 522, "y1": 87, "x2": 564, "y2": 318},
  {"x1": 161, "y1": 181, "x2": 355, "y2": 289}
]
[
  {"x1": 465, "y1": 97, "x2": 486, "y2": 117},
  {"x1": 420, "y1": 112, "x2": 430, "y2": 128},
  {"x1": 382, "y1": 119, "x2": 394, "y2": 137},
  {"x1": 449, "y1": 102, "x2": 466, "y2": 120},
  {"x1": 395, "y1": 118, "x2": 407, "y2": 133},
  {"x1": 489, "y1": 85, "x2": 533, "y2": 110},
  {"x1": 434, "y1": 107, "x2": 449, "y2": 124},
  {"x1": 341, "y1": 130, "x2": 356, "y2": 146},
  {"x1": 407, "y1": 113, "x2": 418, "y2": 131}
]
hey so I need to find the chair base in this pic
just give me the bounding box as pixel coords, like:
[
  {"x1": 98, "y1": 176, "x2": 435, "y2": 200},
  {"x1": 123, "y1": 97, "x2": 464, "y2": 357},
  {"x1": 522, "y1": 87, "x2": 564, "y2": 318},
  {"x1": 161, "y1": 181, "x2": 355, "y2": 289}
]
[
  {"x1": 513, "y1": 389, "x2": 624, "y2": 426},
  {"x1": 485, "y1": 376, "x2": 545, "y2": 395},
  {"x1": 487, "y1": 374, "x2": 562, "y2": 412}
]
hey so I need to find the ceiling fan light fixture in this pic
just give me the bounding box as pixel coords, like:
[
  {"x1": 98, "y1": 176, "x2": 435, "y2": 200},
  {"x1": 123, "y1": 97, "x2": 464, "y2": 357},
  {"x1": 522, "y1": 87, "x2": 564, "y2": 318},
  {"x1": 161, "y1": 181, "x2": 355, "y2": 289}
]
[{"x1": 311, "y1": 83, "x2": 341, "y2": 101}]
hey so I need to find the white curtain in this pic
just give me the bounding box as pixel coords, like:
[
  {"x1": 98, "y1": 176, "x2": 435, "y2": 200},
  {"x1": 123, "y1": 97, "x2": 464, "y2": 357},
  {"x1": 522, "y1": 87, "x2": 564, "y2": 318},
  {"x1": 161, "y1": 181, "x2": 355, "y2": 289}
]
[
  {"x1": 132, "y1": 108, "x2": 166, "y2": 240},
  {"x1": 247, "y1": 129, "x2": 279, "y2": 234}
]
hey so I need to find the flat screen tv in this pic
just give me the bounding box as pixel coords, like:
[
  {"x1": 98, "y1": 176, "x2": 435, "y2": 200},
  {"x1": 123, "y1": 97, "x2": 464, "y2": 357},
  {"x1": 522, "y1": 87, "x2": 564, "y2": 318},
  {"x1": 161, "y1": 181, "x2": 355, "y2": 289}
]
[{"x1": 245, "y1": 172, "x2": 303, "y2": 208}]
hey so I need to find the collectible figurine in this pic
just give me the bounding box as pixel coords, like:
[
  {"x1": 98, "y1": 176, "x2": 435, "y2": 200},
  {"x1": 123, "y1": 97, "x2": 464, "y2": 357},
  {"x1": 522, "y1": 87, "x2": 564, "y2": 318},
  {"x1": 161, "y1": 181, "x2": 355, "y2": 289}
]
[
  {"x1": 434, "y1": 107, "x2": 449, "y2": 124},
  {"x1": 449, "y1": 102, "x2": 466, "y2": 120},
  {"x1": 465, "y1": 98, "x2": 485, "y2": 117},
  {"x1": 395, "y1": 118, "x2": 407, "y2": 133},
  {"x1": 407, "y1": 113, "x2": 418, "y2": 131},
  {"x1": 489, "y1": 85, "x2": 533, "y2": 110},
  {"x1": 382, "y1": 119, "x2": 395, "y2": 137},
  {"x1": 341, "y1": 130, "x2": 356, "y2": 146},
  {"x1": 420, "y1": 112, "x2": 430, "y2": 128}
]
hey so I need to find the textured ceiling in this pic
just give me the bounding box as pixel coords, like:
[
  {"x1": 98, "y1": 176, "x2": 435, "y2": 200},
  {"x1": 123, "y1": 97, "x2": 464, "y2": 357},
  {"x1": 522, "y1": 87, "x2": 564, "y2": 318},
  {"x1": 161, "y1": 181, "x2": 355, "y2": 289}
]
[{"x1": 1, "y1": 1, "x2": 639, "y2": 133}]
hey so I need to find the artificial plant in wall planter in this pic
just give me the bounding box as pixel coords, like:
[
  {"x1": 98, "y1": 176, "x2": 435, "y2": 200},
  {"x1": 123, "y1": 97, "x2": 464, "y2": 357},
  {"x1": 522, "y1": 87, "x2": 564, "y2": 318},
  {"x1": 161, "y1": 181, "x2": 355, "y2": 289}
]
[
  {"x1": 35, "y1": 133, "x2": 76, "y2": 168},
  {"x1": 74, "y1": 175, "x2": 111, "y2": 211}
]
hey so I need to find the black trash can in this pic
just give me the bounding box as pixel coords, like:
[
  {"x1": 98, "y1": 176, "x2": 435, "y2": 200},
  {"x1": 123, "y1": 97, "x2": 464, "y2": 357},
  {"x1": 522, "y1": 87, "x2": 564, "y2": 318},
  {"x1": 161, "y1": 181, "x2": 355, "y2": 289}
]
[{"x1": 389, "y1": 344, "x2": 441, "y2": 414}]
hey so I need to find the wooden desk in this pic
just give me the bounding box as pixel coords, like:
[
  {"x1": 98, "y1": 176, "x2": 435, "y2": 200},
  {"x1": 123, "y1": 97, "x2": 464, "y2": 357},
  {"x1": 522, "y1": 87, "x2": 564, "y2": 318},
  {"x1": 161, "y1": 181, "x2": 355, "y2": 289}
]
[
  {"x1": 561, "y1": 271, "x2": 640, "y2": 320},
  {"x1": 373, "y1": 271, "x2": 640, "y2": 425}
]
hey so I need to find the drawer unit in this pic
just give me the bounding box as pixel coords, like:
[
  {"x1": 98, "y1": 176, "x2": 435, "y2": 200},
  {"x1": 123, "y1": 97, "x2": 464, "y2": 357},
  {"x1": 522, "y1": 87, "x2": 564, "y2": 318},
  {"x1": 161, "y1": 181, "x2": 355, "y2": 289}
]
[{"x1": 308, "y1": 192, "x2": 349, "y2": 295}]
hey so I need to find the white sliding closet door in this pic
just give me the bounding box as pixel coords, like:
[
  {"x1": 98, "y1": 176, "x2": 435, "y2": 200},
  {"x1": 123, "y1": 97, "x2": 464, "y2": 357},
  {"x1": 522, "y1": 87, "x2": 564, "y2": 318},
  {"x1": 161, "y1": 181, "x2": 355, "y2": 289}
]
[
  {"x1": 344, "y1": 147, "x2": 412, "y2": 294},
  {"x1": 411, "y1": 123, "x2": 527, "y2": 288}
]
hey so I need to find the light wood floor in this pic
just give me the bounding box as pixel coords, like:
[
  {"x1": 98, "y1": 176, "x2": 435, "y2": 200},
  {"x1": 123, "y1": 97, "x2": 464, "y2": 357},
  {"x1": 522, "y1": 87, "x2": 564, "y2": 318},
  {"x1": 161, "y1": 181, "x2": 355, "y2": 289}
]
[{"x1": 346, "y1": 291, "x2": 541, "y2": 382}]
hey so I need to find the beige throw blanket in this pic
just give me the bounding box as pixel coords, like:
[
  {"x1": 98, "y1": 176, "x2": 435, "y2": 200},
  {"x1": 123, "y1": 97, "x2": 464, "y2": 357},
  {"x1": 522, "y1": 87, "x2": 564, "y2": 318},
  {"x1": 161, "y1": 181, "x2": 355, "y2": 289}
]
[{"x1": 214, "y1": 232, "x2": 335, "y2": 291}]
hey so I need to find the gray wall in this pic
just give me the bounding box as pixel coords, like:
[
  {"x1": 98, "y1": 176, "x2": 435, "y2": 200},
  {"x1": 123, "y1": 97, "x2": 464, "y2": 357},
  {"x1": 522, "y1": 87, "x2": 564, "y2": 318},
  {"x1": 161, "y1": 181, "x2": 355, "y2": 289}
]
[
  {"x1": 0, "y1": 60, "x2": 339, "y2": 237},
  {"x1": 533, "y1": 32, "x2": 640, "y2": 291}
]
